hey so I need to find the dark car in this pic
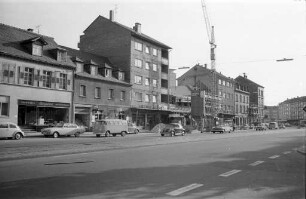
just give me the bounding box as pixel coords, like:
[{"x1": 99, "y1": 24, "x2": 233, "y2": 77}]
[
  {"x1": 211, "y1": 125, "x2": 232, "y2": 133},
  {"x1": 161, "y1": 123, "x2": 185, "y2": 137},
  {"x1": 255, "y1": 124, "x2": 267, "y2": 131}
]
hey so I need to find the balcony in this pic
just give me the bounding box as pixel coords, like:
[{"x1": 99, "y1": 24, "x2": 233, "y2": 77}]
[
  {"x1": 160, "y1": 87, "x2": 168, "y2": 95},
  {"x1": 162, "y1": 57, "x2": 169, "y2": 65}
]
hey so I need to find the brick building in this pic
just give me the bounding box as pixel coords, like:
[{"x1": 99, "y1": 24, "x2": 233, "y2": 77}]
[
  {"x1": 77, "y1": 12, "x2": 171, "y2": 129},
  {"x1": 0, "y1": 23, "x2": 74, "y2": 130}
]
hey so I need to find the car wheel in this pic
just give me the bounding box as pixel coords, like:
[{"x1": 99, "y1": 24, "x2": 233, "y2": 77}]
[
  {"x1": 212, "y1": 131, "x2": 215, "y2": 133},
  {"x1": 96, "y1": 134, "x2": 101, "y2": 137},
  {"x1": 161, "y1": 134, "x2": 164, "y2": 137},
  {"x1": 171, "y1": 131, "x2": 174, "y2": 137},
  {"x1": 14, "y1": 133, "x2": 22, "y2": 140},
  {"x1": 105, "y1": 131, "x2": 110, "y2": 137},
  {"x1": 182, "y1": 131, "x2": 185, "y2": 136},
  {"x1": 113, "y1": 134, "x2": 117, "y2": 137},
  {"x1": 121, "y1": 131, "x2": 126, "y2": 137},
  {"x1": 134, "y1": 129, "x2": 139, "y2": 134},
  {"x1": 53, "y1": 132, "x2": 59, "y2": 138},
  {"x1": 74, "y1": 132, "x2": 80, "y2": 137}
]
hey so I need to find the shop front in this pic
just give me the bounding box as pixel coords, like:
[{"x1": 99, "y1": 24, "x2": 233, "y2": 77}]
[{"x1": 18, "y1": 100, "x2": 70, "y2": 131}]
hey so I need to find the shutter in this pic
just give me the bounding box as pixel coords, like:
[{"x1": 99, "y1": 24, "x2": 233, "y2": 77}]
[
  {"x1": 9, "y1": 64, "x2": 16, "y2": 84},
  {"x1": 19, "y1": 66, "x2": 24, "y2": 84},
  {"x1": 0, "y1": 63, "x2": 3, "y2": 83},
  {"x1": 33, "y1": 69, "x2": 39, "y2": 87},
  {"x1": 3, "y1": 63, "x2": 8, "y2": 83},
  {"x1": 55, "y1": 72, "x2": 60, "y2": 89},
  {"x1": 66, "y1": 71, "x2": 73, "y2": 91},
  {"x1": 51, "y1": 71, "x2": 56, "y2": 89},
  {"x1": 38, "y1": 70, "x2": 43, "y2": 87}
]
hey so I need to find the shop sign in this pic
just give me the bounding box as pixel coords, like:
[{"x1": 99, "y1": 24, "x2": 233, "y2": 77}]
[{"x1": 18, "y1": 100, "x2": 70, "y2": 107}]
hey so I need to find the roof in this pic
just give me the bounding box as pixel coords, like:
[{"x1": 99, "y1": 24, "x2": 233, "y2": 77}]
[
  {"x1": 85, "y1": 16, "x2": 171, "y2": 50},
  {"x1": 75, "y1": 72, "x2": 131, "y2": 86},
  {"x1": 235, "y1": 75, "x2": 264, "y2": 88},
  {"x1": 280, "y1": 96, "x2": 306, "y2": 104},
  {"x1": 0, "y1": 23, "x2": 75, "y2": 68}
]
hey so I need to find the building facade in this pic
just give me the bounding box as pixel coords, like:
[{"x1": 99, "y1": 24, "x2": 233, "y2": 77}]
[
  {"x1": 234, "y1": 82, "x2": 250, "y2": 127},
  {"x1": 63, "y1": 46, "x2": 132, "y2": 129},
  {"x1": 0, "y1": 24, "x2": 74, "y2": 130},
  {"x1": 235, "y1": 74, "x2": 264, "y2": 125},
  {"x1": 77, "y1": 12, "x2": 171, "y2": 129},
  {"x1": 278, "y1": 96, "x2": 306, "y2": 125},
  {"x1": 263, "y1": 106, "x2": 279, "y2": 123}
]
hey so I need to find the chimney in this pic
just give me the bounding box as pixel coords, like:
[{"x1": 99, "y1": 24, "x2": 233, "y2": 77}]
[
  {"x1": 243, "y1": 73, "x2": 247, "y2": 78},
  {"x1": 109, "y1": 10, "x2": 114, "y2": 21},
  {"x1": 27, "y1": 28, "x2": 33, "y2": 32},
  {"x1": 204, "y1": 64, "x2": 207, "y2": 68},
  {"x1": 133, "y1": 22, "x2": 141, "y2": 33}
]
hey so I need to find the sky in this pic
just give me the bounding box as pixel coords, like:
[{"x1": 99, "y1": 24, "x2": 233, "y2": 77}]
[{"x1": 0, "y1": 0, "x2": 305, "y2": 106}]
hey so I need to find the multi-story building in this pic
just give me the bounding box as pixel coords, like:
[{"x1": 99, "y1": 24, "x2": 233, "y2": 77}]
[
  {"x1": 62, "y1": 46, "x2": 132, "y2": 128},
  {"x1": 0, "y1": 24, "x2": 75, "y2": 130},
  {"x1": 278, "y1": 96, "x2": 306, "y2": 125},
  {"x1": 235, "y1": 73, "x2": 264, "y2": 125},
  {"x1": 263, "y1": 106, "x2": 279, "y2": 123},
  {"x1": 77, "y1": 11, "x2": 171, "y2": 129},
  {"x1": 234, "y1": 82, "x2": 250, "y2": 127},
  {"x1": 177, "y1": 64, "x2": 235, "y2": 128}
]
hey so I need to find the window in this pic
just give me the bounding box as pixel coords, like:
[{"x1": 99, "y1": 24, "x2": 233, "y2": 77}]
[
  {"x1": 108, "y1": 89, "x2": 114, "y2": 99},
  {"x1": 0, "y1": 96, "x2": 9, "y2": 117},
  {"x1": 24, "y1": 67, "x2": 34, "y2": 86},
  {"x1": 91, "y1": 66, "x2": 98, "y2": 75},
  {"x1": 105, "y1": 69, "x2": 111, "y2": 77},
  {"x1": 152, "y1": 95, "x2": 157, "y2": 103},
  {"x1": 134, "y1": 75, "x2": 142, "y2": 84},
  {"x1": 135, "y1": 92, "x2": 142, "y2": 102},
  {"x1": 145, "y1": 94, "x2": 150, "y2": 102},
  {"x1": 95, "y1": 87, "x2": 101, "y2": 98},
  {"x1": 145, "y1": 62, "x2": 150, "y2": 70},
  {"x1": 32, "y1": 44, "x2": 42, "y2": 56},
  {"x1": 226, "y1": 82, "x2": 229, "y2": 87},
  {"x1": 145, "y1": 78, "x2": 150, "y2": 86},
  {"x1": 80, "y1": 85, "x2": 86, "y2": 97},
  {"x1": 152, "y1": 63, "x2": 157, "y2": 71},
  {"x1": 120, "y1": 91, "x2": 126, "y2": 101},
  {"x1": 222, "y1": 80, "x2": 225, "y2": 86},
  {"x1": 153, "y1": 48, "x2": 157, "y2": 56},
  {"x1": 118, "y1": 72, "x2": 125, "y2": 81},
  {"x1": 135, "y1": 59, "x2": 142, "y2": 68},
  {"x1": 58, "y1": 51, "x2": 67, "y2": 62},
  {"x1": 42, "y1": 70, "x2": 51, "y2": 88},
  {"x1": 59, "y1": 73, "x2": 67, "y2": 90},
  {"x1": 218, "y1": 79, "x2": 222, "y2": 85},
  {"x1": 134, "y1": 41, "x2": 143, "y2": 51},
  {"x1": 235, "y1": 94, "x2": 238, "y2": 102},
  {"x1": 152, "y1": 79, "x2": 157, "y2": 87},
  {"x1": 145, "y1": 46, "x2": 150, "y2": 54}
]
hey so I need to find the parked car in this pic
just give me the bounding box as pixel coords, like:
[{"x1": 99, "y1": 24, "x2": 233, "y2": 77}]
[
  {"x1": 41, "y1": 123, "x2": 86, "y2": 138},
  {"x1": 255, "y1": 124, "x2": 268, "y2": 131},
  {"x1": 269, "y1": 122, "x2": 279, "y2": 129},
  {"x1": 128, "y1": 122, "x2": 140, "y2": 134},
  {"x1": 0, "y1": 122, "x2": 25, "y2": 140},
  {"x1": 279, "y1": 124, "x2": 286, "y2": 129},
  {"x1": 161, "y1": 123, "x2": 185, "y2": 137},
  {"x1": 211, "y1": 125, "x2": 233, "y2": 133},
  {"x1": 93, "y1": 119, "x2": 128, "y2": 137}
]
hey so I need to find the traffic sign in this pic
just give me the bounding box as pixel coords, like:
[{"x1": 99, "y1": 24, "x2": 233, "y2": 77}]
[{"x1": 303, "y1": 106, "x2": 306, "y2": 112}]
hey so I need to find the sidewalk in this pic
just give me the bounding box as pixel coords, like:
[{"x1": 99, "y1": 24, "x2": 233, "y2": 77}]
[{"x1": 297, "y1": 146, "x2": 306, "y2": 155}]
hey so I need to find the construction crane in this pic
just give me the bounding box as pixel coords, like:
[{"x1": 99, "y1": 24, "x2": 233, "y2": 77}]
[{"x1": 201, "y1": 0, "x2": 218, "y2": 127}]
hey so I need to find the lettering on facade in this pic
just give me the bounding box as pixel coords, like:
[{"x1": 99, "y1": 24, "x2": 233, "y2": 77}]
[{"x1": 18, "y1": 100, "x2": 70, "y2": 107}]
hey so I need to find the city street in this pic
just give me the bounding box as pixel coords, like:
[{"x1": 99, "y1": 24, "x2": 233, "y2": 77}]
[{"x1": 0, "y1": 129, "x2": 305, "y2": 199}]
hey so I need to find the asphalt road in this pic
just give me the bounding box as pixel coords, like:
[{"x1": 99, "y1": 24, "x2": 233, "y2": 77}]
[{"x1": 0, "y1": 129, "x2": 305, "y2": 199}]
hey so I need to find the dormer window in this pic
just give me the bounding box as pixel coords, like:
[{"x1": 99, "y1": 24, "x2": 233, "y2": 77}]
[
  {"x1": 33, "y1": 44, "x2": 42, "y2": 56},
  {"x1": 118, "y1": 71, "x2": 125, "y2": 81},
  {"x1": 105, "y1": 69, "x2": 111, "y2": 77},
  {"x1": 57, "y1": 50, "x2": 67, "y2": 62}
]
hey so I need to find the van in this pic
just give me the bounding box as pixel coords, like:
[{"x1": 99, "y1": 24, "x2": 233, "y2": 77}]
[
  {"x1": 269, "y1": 122, "x2": 279, "y2": 130},
  {"x1": 93, "y1": 119, "x2": 128, "y2": 137}
]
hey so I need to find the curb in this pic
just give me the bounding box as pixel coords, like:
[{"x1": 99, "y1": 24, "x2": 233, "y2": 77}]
[{"x1": 297, "y1": 146, "x2": 306, "y2": 155}]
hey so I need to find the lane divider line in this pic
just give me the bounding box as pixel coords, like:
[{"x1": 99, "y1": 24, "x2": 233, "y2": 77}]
[
  {"x1": 166, "y1": 183, "x2": 203, "y2": 196},
  {"x1": 219, "y1": 169, "x2": 241, "y2": 177},
  {"x1": 269, "y1": 155, "x2": 280, "y2": 159},
  {"x1": 249, "y1": 161, "x2": 265, "y2": 166},
  {"x1": 283, "y1": 151, "x2": 291, "y2": 154}
]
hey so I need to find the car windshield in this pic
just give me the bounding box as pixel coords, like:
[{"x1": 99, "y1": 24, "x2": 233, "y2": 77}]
[{"x1": 55, "y1": 123, "x2": 64, "y2": 127}]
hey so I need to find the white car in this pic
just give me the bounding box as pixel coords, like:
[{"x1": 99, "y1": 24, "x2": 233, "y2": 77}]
[
  {"x1": 41, "y1": 123, "x2": 86, "y2": 138},
  {"x1": 0, "y1": 122, "x2": 25, "y2": 140},
  {"x1": 211, "y1": 125, "x2": 233, "y2": 133}
]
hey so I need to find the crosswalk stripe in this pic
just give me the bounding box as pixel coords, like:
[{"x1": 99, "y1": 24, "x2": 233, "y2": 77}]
[
  {"x1": 283, "y1": 151, "x2": 291, "y2": 154},
  {"x1": 269, "y1": 155, "x2": 280, "y2": 159},
  {"x1": 166, "y1": 183, "x2": 203, "y2": 196},
  {"x1": 219, "y1": 169, "x2": 241, "y2": 177}
]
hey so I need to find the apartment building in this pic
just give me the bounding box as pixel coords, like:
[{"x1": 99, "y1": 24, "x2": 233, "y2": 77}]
[
  {"x1": 234, "y1": 82, "x2": 250, "y2": 127},
  {"x1": 235, "y1": 73, "x2": 264, "y2": 125},
  {"x1": 0, "y1": 23, "x2": 74, "y2": 129},
  {"x1": 263, "y1": 106, "x2": 279, "y2": 123},
  {"x1": 62, "y1": 46, "x2": 132, "y2": 128},
  {"x1": 77, "y1": 11, "x2": 171, "y2": 129},
  {"x1": 278, "y1": 96, "x2": 306, "y2": 125}
]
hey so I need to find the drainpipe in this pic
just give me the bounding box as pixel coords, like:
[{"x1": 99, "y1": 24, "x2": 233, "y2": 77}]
[{"x1": 71, "y1": 69, "x2": 75, "y2": 123}]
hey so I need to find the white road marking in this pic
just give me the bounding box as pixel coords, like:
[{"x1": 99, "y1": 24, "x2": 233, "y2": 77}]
[
  {"x1": 283, "y1": 151, "x2": 291, "y2": 154},
  {"x1": 292, "y1": 148, "x2": 298, "y2": 151},
  {"x1": 219, "y1": 169, "x2": 241, "y2": 177},
  {"x1": 249, "y1": 161, "x2": 265, "y2": 166},
  {"x1": 269, "y1": 155, "x2": 280, "y2": 159},
  {"x1": 166, "y1": 183, "x2": 203, "y2": 196}
]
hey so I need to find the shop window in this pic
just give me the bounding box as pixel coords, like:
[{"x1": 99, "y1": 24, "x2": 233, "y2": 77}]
[
  {"x1": 120, "y1": 91, "x2": 126, "y2": 101},
  {"x1": 95, "y1": 87, "x2": 101, "y2": 98},
  {"x1": 24, "y1": 67, "x2": 34, "y2": 86},
  {"x1": 0, "y1": 96, "x2": 9, "y2": 117},
  {"x1": 108, "y1": 89, "x2": 114, "y2": 100},
  {"x1": 59, "y1": 73, "x2": 67, "y2": 90},
  {"x1": 42, "y1": 70, "x2": 51, "y2": 88},
  {"x1": 80, "y1": 85, "x2": 86, "y2": 97}
]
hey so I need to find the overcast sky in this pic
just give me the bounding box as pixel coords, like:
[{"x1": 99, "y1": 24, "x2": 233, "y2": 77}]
[{"x1": 1, "y1": 0, "x2": 305, "y2": 106}]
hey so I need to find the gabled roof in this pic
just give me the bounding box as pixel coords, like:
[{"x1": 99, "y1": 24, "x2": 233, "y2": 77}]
[
  {"x1": 0, "y1": 23, "x2": 75, "y2": 68},
  {"x1": 235, "y1": 75, "x2": 264, "y2": 88},
  {"x1": 84, "y1": 15, "x2": 171, "y2": 50}
]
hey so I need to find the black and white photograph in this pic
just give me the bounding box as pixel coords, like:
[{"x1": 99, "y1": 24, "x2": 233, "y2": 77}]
[{"x1": 0, "y1": 0, "x2": 305, "y2": 198}]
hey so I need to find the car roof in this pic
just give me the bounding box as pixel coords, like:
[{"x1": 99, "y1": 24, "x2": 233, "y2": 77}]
[{"x1": 0, "y1": 122, "x2": 18, "y2": 125}]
